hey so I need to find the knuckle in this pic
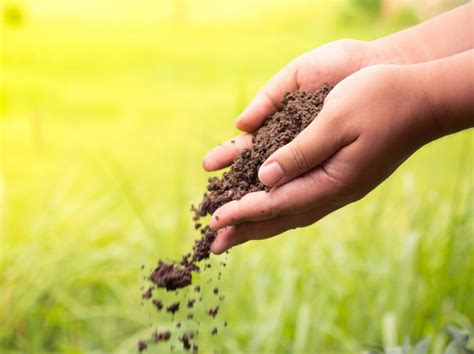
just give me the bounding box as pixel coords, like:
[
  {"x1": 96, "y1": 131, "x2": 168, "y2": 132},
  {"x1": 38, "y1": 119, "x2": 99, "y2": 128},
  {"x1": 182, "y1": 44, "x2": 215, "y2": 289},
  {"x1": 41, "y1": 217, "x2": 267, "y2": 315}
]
[
  {"x1": 322, "y1": 96, "x2": 358, "y2": 141},
  {"x1": 322, "y1": 171, "x2": 362, "y2": 206},
  {"x1": 305, "y1": 168, "x2": 352, "y2": 207},
  {"x1": 322, "y1": 93, "x2": 349, "y2": 124},
  {"x1": 233, "y1": 199, "x2": 245, "y2": 222},
  {"x1": 287, "y1": 143, "x2": 311, "y2": 175},
  {"x1": 322, "y1": 91, "x2": 342, "y2": 112}
]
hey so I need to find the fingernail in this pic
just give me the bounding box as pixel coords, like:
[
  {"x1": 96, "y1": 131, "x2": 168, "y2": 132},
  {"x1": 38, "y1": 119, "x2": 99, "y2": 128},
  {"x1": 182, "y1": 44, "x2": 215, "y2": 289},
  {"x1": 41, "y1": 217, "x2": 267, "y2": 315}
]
[{"x1": 259, "y1": 161, "x2": 283, "y2": 186}]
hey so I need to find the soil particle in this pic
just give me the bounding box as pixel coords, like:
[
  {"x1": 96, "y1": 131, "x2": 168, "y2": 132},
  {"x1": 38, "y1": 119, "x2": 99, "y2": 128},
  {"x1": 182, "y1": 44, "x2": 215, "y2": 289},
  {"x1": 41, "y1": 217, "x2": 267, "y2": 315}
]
[
  {"x1": 208, "y1": 306, "x2": 219, "y2": 318},
  {"x1": 152, "y1": 299, "x2": 163, "y2": 311},
  {"x1": 149, "y1": 261, "x2": 192, "y2": 291},
  {"x1": 152, "y1": 331, "x2": 171, "y2": 343},
  {"x1": 187, "y1": 298, "x2": 196, "y2": 308},
  {"x1": 166, "y1": 302, "x2": 180, "y2": 314},
  {"x1": 138, "y1": 340, "x2": 147, "y2": 352},
  {"x1": 213, "y1": 288, "x2": 219, "y2": 295},
  {"x1": 142, "y1": 287, "x2": 153, "y2": 299},
  {"x1": 211, "y1": 327, "x2": 218, "y2": 336},
  {"x1": 179, "y1": 332, "x2": 194, "y2": 351},
  {"x1": 194, "y1": 286, "x2": 201, "y2": 293}
]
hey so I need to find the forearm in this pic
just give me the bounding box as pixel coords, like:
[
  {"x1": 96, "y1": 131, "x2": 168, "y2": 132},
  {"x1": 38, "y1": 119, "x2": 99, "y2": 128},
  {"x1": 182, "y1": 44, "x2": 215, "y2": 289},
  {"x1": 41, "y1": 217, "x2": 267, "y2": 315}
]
[
  {"x1": 415, "y1": 50, "x2": 474, "y2": 139},
  {"x1": 369, "y1": 2, "x2": 473, "y2": 65}
]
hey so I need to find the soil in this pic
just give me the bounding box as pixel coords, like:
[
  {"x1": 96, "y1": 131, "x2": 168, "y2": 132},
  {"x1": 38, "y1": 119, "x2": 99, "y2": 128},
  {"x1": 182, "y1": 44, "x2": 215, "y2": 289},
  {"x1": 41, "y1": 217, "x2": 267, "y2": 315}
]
[
  {"x1": 208, "y1": 306, "x2": 219, "y2": 318},
  {"x1": 138, "y1": 85, "x2": 333, "y2": 352},
  {"x1": 152, "y1": 331, "x2": 171, "y2": 343},
  {"x1": 166, "y1": 302, "x2": 180, "y2": 314},
  {"x1": 194, "y1": 85, "x2": 334, "y2": 217},
  {"x1": 152, "y1": 299, "x2": 163, "y2": 311}
]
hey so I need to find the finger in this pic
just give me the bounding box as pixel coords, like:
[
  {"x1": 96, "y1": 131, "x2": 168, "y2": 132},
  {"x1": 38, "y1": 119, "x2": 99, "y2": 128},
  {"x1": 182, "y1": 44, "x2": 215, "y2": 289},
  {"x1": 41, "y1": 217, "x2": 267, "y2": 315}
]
[
  {"x1": 202, "y1": 134, "x2": 253, "y2": 171},
  {"x1": 211, "y1": 206, "x2": 333, "y2": 254},
  {"x1": 236, "y1": 60, "x2": 300, "y2": 132},
  {"x1": 258, "y1": 103, "x2": 357, "y2": 187},
  {"x1": 209, "y1": 166, "x2": 342, "y2": 230}
]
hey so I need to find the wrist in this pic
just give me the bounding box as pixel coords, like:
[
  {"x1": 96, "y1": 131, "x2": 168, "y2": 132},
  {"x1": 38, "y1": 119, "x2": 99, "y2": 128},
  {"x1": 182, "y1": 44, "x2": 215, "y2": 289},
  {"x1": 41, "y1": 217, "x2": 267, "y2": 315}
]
[
  {"x1": 402, "y1": 65, "x2": 444, "y2": 144},
  {"x1": 408, "y1": 51, "x2": 474, "y2": 141},
  {"x1": 365, "y1": 38, "x2": 412, "y2": 67}
]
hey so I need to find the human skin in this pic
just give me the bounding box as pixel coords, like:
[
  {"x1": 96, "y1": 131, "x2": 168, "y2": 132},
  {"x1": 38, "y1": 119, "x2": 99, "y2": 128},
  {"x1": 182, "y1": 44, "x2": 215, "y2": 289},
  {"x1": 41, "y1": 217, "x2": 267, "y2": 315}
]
[{"x1": 203, "y1": 4, "x2": 474, "y2": 254}]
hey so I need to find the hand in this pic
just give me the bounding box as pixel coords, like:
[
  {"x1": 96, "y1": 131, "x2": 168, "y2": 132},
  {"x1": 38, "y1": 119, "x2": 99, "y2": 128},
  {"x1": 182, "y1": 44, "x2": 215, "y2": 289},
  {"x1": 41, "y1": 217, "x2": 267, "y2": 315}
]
[
  {"x1": 202, "y1": 39, "x2": 377, "y2": 171},
  {"x1": 203, "y1": 2, "x2": 472, "y2": 172},
  {"x1": 208, "y1": 64, "x2": 436, "y2": 254}
]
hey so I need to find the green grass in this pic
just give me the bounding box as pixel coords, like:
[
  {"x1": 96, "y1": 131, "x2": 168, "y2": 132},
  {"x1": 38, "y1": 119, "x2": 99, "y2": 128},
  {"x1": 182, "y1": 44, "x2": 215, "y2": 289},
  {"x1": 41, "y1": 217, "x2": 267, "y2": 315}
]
[{"x1": 1, "y1": 0, "x2": 473, "y2": 353}]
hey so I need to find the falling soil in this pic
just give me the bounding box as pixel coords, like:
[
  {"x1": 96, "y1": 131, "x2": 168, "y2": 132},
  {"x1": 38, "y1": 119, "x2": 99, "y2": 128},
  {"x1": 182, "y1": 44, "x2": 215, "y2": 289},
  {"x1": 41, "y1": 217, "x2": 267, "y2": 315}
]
[
  {"x1": 208, "y1": 306, "x2": 219, "y2": 319},
  {"x1": 138, "y1": 340, "x2": 147, "y2": 352},
  {"x1": 139, "y1": 85, "x2": 333, "y2": 352},
  {"x1": 179, "y1": 332, "x2": 195, "y2": 351},
  {"x1": 151, "y1": 299, "x2": 163, "y2": 311},
  {"x1": 166, "y1": 302, "x2": 180, "y2": 315},
  {"x1": 152, "y1": 331, "x2": 171, "y2": 343}
]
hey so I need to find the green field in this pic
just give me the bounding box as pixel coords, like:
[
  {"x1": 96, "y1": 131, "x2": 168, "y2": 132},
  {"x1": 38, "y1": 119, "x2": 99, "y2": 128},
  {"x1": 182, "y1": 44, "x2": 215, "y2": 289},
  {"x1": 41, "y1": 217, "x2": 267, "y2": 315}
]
[{"x1": 1, "y1": 0, "x2": 473, "y2": 353}]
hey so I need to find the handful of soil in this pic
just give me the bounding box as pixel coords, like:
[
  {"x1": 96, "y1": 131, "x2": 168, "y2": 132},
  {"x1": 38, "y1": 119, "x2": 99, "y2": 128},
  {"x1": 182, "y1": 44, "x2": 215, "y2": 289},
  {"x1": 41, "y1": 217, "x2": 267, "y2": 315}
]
[{"x1": 139, "y1": 85, "x2": 333, "y2": 352}]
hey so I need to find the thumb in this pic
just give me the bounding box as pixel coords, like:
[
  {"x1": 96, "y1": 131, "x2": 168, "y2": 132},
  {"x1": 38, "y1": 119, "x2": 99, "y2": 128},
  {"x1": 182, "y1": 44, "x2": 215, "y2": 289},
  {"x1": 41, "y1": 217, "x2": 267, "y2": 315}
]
[{"x1": 258, "y1": 107, "x2": 354, "y2": 187}]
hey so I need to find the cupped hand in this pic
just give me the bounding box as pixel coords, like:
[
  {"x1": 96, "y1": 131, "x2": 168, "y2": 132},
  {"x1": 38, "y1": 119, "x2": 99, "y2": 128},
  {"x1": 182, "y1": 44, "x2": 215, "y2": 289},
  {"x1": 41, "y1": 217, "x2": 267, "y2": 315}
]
[
  {"x1": 202, "y1": 39, "x2": 376, "y2": 171},
  {"x1": 209, "y1": 64, "x2": 436, "y2": 254}
]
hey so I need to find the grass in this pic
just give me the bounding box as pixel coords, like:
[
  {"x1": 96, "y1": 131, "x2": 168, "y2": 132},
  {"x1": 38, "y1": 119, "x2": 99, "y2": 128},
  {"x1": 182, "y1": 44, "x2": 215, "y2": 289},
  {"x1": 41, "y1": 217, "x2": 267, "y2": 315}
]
[{"x1": 1, "y1": 0, "x2": 473, "y2": 353}]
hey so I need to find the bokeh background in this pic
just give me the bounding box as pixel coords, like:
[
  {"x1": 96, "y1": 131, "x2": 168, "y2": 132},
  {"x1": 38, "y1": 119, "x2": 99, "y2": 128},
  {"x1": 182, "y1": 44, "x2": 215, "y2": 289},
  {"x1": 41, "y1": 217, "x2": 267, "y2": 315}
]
[{"x1": 1, "y1": 0, "x2": 472, "y2": 353}]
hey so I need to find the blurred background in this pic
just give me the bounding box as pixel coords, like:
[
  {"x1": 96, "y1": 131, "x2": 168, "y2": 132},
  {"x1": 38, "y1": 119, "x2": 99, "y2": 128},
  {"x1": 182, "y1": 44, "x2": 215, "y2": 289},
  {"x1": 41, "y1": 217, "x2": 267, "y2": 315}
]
[{"x1": 1, "y1": 0, "x2": 472, "y2": 353}]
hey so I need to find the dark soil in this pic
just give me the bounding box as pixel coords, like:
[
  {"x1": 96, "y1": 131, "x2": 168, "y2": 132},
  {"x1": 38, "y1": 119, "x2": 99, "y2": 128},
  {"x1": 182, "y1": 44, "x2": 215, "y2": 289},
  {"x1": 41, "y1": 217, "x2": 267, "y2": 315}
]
[
  {"x1": 151, "y1": 299, "x2": 163, "y2": 311},
  {"x1": 179, "y1": 332, "x2": 194, "y2": 351},
  {"x1": 195, "y1": 85, "x2": 333, "y2": 217},
  {"x1": 138, "y1": 340, "x2": 147, "y2": 352},
  {"x1": 208, "y1": 306, "x2": 219, "y2": 318},
  {"x1": 166, "y1": 302, "x2": 180, "y2": 314},
  {"x1": 152, "y1": 331, "x2": 171, "y2": 343},
  {"x1": 139, "y1": 85, "x2": 333, "y2": 352}
]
